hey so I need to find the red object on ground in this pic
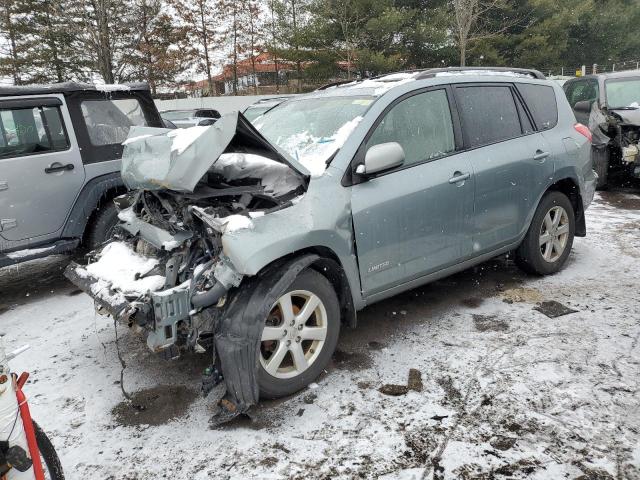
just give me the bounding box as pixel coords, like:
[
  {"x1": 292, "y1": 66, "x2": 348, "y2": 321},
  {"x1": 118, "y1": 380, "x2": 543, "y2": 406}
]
[{"x1": 15, "y1": 374, "x2": 45, "y2": 480}]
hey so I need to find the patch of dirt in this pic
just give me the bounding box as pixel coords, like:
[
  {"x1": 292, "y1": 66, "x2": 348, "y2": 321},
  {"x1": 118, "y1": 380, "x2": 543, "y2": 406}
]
[
  {"x1": 461, "y1": 297, "x2": 484, "y2": 308},
  {"x1": 489, "y1": 435, "x2": 517, "y2": 451},
  {"x1": 599, "y1": 191, "x2": 640, "y2": 210},
  {"x1": 112, "y1": 385, "x2": 197, "y2": 426},
  {"x1": 436, "y1": 376, "x2": 462, "y2": 403},
  {"x1": 408, "y1": 368, "x2": 423, "y2": 392},
  {"x1": 332, "y1": 349, "x2": 372, "y2": 370},
  {"x1": 473, "y1": 314, "x2": 509, "y2": 332},
  {"x1": 501, "y1": 287, "x2": 544, "y2": 304},
  {"x1": 367, "y1": 341, "x2": 387, "y2": 350},
  {"x1": 379, "y1": 384, "x2": 408, "y2": 396}
]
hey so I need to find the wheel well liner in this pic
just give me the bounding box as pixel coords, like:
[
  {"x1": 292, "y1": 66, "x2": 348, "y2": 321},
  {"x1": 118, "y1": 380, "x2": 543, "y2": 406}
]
[{"x1": 547, "y1": 178, "x2": 586, "y2": 237}]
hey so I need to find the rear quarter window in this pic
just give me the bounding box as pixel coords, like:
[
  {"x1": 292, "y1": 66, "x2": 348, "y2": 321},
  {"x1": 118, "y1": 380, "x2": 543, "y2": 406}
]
[
  {"x1": 516, "y1": 84, "x2": 558, "y2": 130},
  {"x1": 81, "y1": 98, "x2": 148, "y2": 146}
]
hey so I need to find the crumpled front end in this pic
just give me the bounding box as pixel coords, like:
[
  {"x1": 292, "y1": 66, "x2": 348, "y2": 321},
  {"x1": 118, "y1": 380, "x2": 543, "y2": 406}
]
[{"x1": 65, "y1": 113, "x2": 309, "y2": 421}]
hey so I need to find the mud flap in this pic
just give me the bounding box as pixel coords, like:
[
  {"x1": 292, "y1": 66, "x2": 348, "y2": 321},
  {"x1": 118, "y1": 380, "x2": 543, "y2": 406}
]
[{"x1": 212, "y1": 254, "x2": 320, "y2": 424}]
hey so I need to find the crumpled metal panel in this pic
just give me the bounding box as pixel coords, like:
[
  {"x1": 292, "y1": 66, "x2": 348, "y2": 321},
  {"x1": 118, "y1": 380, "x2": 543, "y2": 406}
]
[{"x1": 120, "y1": 111, "x2": 308, "y2": 193}]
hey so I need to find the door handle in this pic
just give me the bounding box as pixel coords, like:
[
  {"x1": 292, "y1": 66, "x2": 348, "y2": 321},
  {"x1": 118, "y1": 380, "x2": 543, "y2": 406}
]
[
  {"x1": 449, "y1": 171, "x2": 470, "y2": 184},
  {"x1": 0, "y1": 181, "x2": 7, "y2": 191},
  {"x1": 45, "y1": 163, "x2": 75, "y2": 174},
  {"x1": 533, "y1": 150, "x2": 550, "y2": 162}
]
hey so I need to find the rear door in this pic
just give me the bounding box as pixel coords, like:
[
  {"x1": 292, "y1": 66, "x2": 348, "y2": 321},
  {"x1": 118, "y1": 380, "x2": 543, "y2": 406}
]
[
  {"x1": 351, "y1": 87, "x2": 475, "y2": 295},
  {"x1": 453, "y1": 83, "x2": 545, "y2": 251},
  {"x1": 0, "y1": 96, "x2": 85, "y2": 242}
]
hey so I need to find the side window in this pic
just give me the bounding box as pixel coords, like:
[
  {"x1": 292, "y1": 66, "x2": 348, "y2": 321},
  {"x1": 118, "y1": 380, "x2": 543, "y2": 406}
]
[
  {"x1": 566, "y1": 80, "x2": 598, "y2": 107},
  {"x1": 0, "y1": 106, "x2": 69, "y2": 158},
  {"x1": 366, "y1": 89, "x2": 455, "y2": 167},
  {"x1": 455, "y1": 86, "x2": 522, "y2": 147},
  {"x1": 81, "y1": 98, "x2": 148, "y2": 146},
  {"x1": 516, "y1": 84, "x2": 558, "y2": 130}
]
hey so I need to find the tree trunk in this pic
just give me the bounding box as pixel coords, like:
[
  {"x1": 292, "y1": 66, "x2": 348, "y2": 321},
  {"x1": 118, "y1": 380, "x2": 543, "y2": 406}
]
[
  {"x1": 460, "y1": 39, "x2": 466, "y2": 67},
  {"x1": 270, "y1": 0, "x2": 279, "y2": 93},
  {"x1": 3, "y1": 2, "x2": 20, "y2": 84},
  {"x1": 291, "y1": 0, "x2": 301, "y2": 93},
  {"x1": 199, "y1": 1, "x2": 213, "y2": 95}
]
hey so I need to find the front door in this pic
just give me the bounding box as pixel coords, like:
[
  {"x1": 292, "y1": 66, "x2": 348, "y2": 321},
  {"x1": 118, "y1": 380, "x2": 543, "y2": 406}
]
[
  {"x1": 0, "y1": 97, "x2": 85, "y2": 243},
  {"x1": 351, "y1": 88, "x2": 475, "y2": 296}
]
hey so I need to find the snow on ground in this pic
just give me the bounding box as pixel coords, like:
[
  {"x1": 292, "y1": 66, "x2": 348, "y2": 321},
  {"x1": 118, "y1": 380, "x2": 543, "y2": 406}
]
[{"x1": 0, "y1": 192, "x2": 639, "y2": 479}]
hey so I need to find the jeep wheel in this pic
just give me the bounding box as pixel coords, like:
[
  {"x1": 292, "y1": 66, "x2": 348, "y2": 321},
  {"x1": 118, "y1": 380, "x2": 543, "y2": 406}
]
[
  {"x1": 258, "y1": 269, "x2": 340, "y2": 399},
  {"x1": 516, "y1": 191, "x2": 575, "y2": 276},
  {"x1": 86, "y1": 202, "x2": 119, "y2": 250}
]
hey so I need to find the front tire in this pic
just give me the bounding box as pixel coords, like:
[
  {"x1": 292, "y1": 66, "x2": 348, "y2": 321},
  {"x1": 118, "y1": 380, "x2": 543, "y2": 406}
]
[
  {"x1": 86, "y1": 202, "x2": 118, "y2": 250},
  {"x1": 516, "y1": 191, "x2": 575, "y2": 276},
  {"x1": 258, "y1": 269, "x2": 340, "y2": 399}
]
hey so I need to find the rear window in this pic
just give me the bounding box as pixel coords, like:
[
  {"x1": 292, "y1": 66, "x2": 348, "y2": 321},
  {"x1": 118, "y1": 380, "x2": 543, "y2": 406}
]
[
  {"x1": 81, "y1": 98, "x2": 148, "y2": 146},
  {"x1": 0, "y1": 106, "x2": 69, "y2": 158},
  {"x1": 455, "y1": 86, "x2": 522, "y2": 147},
  {"x1": 517, "y1": 84, "x2": 558, "y2": 130}
]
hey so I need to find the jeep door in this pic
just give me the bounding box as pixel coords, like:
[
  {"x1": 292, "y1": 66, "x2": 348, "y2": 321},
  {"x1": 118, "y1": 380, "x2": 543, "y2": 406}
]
[
  {"x1": 0, "y1": 96, "x2": 85, "y2": 242},
  {"x1": 453, "y1": 83, "x2": 553, "y2": 252},
  {"x1": 351, "y1": 87, "x2": 475, "y2": 296}
]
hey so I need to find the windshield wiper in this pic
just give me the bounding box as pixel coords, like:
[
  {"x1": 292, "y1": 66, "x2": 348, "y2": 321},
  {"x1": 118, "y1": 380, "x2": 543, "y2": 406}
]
[{"x1": 611, "y1": 106, "x2": 639, "y2": 110}]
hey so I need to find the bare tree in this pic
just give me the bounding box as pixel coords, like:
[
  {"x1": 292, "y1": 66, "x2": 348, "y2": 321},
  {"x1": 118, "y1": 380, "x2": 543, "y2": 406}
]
[{"x1": 451, "y1": 0, "x2": 516, "y2": 66}]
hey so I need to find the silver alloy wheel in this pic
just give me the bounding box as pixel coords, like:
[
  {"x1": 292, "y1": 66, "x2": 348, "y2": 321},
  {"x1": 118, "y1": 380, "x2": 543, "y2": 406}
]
[
  {"x1": 539, "y1": 205, "x2": 570, "y2": 263},
  {"x1": 260, "y1": 290, "x2": 328, "y2": 379}
]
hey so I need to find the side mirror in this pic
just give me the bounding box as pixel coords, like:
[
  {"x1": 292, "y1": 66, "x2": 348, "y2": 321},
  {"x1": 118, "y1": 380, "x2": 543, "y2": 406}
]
[
  {"x1": 357, "y1": 142, "x2": 405, "y2": 175},
  {"x1": 574, "y1": 100, "x2": 593, "y2": 114},
  {"x1": 198, "y1": 118, "x2": 217, "y2": 126}
]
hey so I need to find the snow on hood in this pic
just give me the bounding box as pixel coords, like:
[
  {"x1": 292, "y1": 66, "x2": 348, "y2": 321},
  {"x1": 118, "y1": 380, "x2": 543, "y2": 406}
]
[
  {"x1": 120, "y1": 111, "x2": 307, "y2": 192},
  {"x1": 212, "y1": 153, "x2": 303, "y2": 196}
]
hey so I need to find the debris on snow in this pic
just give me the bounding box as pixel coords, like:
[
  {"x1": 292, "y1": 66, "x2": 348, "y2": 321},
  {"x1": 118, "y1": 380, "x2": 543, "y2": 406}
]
[{"x1": 534, "y1": 300, "x2": 579, "y2": 318}]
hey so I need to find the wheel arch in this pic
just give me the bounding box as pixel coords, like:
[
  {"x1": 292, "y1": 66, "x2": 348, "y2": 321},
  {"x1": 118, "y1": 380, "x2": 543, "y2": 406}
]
[
  {"x1": 251, "y1": 246, "x2": 358, "y2": 328},
  {"x1": 545, "y1": 177, "x2": 586, "y2": 237},
  {"x1": 61, "y1": 172, "x2": 126, "y2": 244}
]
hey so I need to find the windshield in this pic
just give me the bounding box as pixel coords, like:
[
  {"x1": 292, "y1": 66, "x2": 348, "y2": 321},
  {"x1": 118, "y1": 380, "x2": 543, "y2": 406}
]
[
  {"x1": 605, "y1": 78, "x2": 640, "y2": 109},
  {"x1": 254, "y1": 96, "x2": 374, "y2": 175},
  {"x1": 162, "y1": 110, "x2": 196, "y2": 120}
]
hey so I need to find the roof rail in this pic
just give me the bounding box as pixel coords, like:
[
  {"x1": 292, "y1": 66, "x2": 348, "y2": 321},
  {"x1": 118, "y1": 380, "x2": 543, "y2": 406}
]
[
  {"x1": 315, "y1": 79, "x2": 358, "y2": 91},
  {"x1": 415, "y1": 67, "x2": 546, "y2": 80}
]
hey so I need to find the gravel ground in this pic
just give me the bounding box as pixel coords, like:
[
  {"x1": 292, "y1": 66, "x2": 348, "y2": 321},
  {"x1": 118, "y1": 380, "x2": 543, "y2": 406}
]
[{"x1": 1, "y1": 191, "x2": 639, "y2": 480}]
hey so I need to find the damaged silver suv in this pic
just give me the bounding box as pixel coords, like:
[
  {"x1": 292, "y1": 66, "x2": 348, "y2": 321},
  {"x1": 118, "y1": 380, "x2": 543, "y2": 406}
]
[{"x1": 66, "y1": 67, "x2": 596, "y2": 422}]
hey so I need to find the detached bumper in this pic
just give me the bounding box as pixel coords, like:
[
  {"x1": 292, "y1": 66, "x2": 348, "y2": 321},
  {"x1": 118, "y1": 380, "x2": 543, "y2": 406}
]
[
  {"x1": 64, "y1": 262, "x2": 136, "y2": 321},
  {"x1": 64, "y1": 262, "x2": 190, "y2": 352}
]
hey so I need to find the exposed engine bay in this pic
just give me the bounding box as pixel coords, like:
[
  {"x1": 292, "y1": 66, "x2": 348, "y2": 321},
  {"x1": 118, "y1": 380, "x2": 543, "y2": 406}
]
[
  {"x1": 592, "y1": 106, "x2": 640, "y2": 179},
  {"x1": 65, "y1": 112, "x2": 310, "y2": 421}
]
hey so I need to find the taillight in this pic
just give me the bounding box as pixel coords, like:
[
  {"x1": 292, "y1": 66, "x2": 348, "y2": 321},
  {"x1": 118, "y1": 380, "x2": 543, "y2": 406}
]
[{"x1": 574, "y1": 123, "x2": 592, "y2": 143}]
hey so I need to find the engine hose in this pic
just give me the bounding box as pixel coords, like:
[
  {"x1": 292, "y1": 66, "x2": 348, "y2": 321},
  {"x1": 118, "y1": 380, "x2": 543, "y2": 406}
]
[{"x1": 191, "y1": 282, "x2": 227, "y2": 309}]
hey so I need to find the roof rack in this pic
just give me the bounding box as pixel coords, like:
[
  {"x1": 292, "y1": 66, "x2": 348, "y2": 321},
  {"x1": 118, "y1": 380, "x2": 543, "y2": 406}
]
[
  {"x1": 0, "y1": 81, "x2": 151, "y2": 97},
  {"x1": 315, "y1": 80, "x2": 358, "y2": 91},
  {"x1": 415, "y1": 67, "x2": 546, "y2": 80}
]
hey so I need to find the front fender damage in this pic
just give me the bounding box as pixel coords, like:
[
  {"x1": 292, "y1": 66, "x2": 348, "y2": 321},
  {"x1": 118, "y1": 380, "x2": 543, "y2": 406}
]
[{"x1": 212, "y1": 253, "x2": 319, "y2": 423}]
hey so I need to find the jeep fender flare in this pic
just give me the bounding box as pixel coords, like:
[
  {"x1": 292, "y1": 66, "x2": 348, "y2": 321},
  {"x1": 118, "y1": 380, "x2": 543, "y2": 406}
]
[{"x1": 62, "y1": 172, "x2": 124, "y2": 239}]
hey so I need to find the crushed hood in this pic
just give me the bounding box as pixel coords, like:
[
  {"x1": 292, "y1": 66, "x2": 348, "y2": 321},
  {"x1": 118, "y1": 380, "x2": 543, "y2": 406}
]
[
  {"x1": 607, "y1": 108, "x2": 640, "y2": 126},
  {"x1": 121, "y1": 111, "x2": 309, "y2": 192}
]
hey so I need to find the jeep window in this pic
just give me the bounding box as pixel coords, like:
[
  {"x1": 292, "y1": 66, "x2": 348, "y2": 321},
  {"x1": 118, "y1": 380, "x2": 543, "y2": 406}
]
[
  {"x1": 366, "y1": 89, "x2": 455, "y2": 167},
  {"x1": 254, "y1": 96, "x2": 374, "y2": 172},
  {"x1": 0, "y1": 106, "x2": 69, "y2": 158},
  {"x1": 516, "y1": 84, "x2": 558, "y2": 130},
  {"x1": 605, "y1": 78, "x2": 640, "y2": 109},
  {"x1": 456, "y1": 86, "x2": 522, "y2": 147},
  {"x1": 81, "y1": 98, "x2": 148, "y2": 146}
]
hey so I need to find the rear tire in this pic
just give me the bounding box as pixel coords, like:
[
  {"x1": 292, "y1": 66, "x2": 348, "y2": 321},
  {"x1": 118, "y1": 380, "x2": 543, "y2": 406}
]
[
  {"x1": 593, "y1": 145, "x2": 609, "y2": 190},
  {"x1": 33, "y1": 421, "x2": 64, "y2": 480},
  {"x1": 258, "y1": 269, "x2": 340, "y2": 399},
  {"x1": 86, "y1": 202, "x2": 118, "y2": 250},
  {"x1": 516, "y1": 191, "x2": 575, "y2": 276}
]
